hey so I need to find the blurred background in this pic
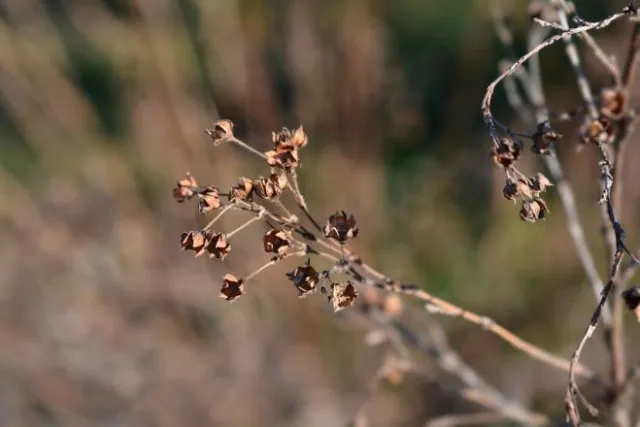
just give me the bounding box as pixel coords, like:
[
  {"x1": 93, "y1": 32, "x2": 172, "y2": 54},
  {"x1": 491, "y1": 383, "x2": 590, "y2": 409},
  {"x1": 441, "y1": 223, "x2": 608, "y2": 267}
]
[{"x1": 1, "y1": 0, "x2": 640, "y2": 425}]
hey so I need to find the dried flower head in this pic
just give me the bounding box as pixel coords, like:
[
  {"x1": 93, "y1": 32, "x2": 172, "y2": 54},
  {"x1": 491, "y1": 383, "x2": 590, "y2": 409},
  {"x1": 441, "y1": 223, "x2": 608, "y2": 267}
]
[
  {"x1": 173, "y1": 172, "x2": 198, "y2": 203},
  {"x1": 220, "y1": 273, "x2": 245, "y2": 301},
  {"x1": 254, "y1": 174, "x2": 287, "y2": 200},
  {"x1": 503, "y1": 178, "x2": 518, "y2": 202},
  {"x1": 180, "y1": 230, "x2": 209, "y2": 257},
  {"x1": 622, "y1": 286, "x2": 640, "y2": 321},
  {"x1": 205, "y1": 232, "x2": 231, "y2": 260},
  {"x1": 529, "y1": 173, "x2": 553, "y2": 196},
  {"x1": 520, "y1": 198, "x2": 549, "y2": 223},
  {"x1": 532, "y1": 121, "x2": 561, "y2": 155},
  {"x1": 579, "y1": 117, "x2": 614, "y2": 145},
  {"x1": 198, "y1": 186, "x2": 221, "y2": 214},
  {"x1": 287, "y1": 260, "x2": 319, "y2": 297},
  {"x1": 205, "y1": 119, "x2": 234, "y2": 146},
  {"x1": 490, "y1": 137, "x2": 522, "y2": 168},
  {"x1": 229, "y1": 177, "x2": 254, "y2": 202},
  {"x1": 265, "y1": 148, "x2": 300, "y2": 171},
  {"x1": 600, "y1": 88, "x2": 627, "y2": 121},
  {"x1": 263, "y1": 229, "x2": 290, "y2": 255},
  {"x1": 330, "y1": 281, "x2": 359, "y2": 312},
  {"x1": 324, "y1": 211, "x2": 359, "y2": 242},
  {"x1": 272, "y1": 126, "x2": 308, "y2": 151}
]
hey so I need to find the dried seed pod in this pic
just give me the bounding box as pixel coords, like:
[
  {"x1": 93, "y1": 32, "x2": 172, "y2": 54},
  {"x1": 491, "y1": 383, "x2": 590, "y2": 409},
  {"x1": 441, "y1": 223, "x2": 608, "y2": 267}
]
[
  {"x1": 519, "y1": 198, "x2": 549, "y2": 223},
  {"x1": 173, "y1": 172, "x2": 198, "y2": 203},
  {"x1": 579, "y1": 117, "x2": 614, "y2": 145},
  {"x1": 290, "y1": 126, "x2": 308, "y2": 149},
  {"x1": 287, "y1": 260, "x2": 319, "y2": 297},
  {"x1": 330, "y1": 281, "x2": 358, "y2": 312},
  {"x1": 198, "y1": 186, "x2": 221, "y2": 214},
  {"x1": 229, "y1": 177, "x2": 254, "y2": 202},
  {"x1": 532, "y1": 121, "x2": 561, "y2": 155},
  {"x1": 490, "y1": 137, "x2": 522, "y2": 168},
  {"x1": 254, "y1": 174, "x2": 286, "y2": 200},
  {"x1": 516, "y1": 178, "x2": 533, "y2": 199},
  {"x1": 263, "y1": 229, "x2": 290, "y2": 255},
  {"x1": 265, "y1": 149, "x2": 300, "y2": 171},
  {"x1": 205, "y1": 232, "x2": 231, "y2": 260},
  {"x1": 220, "y1": 273, "x2": 245, "y2": 301},
  {"x1": 180, "y1": 230, "x2": 210, "y2": 257},
  {"x1": 600, "y1": 88, "x2": 627, "y2": 121},
  {"x1": 206, "y1": 119, "x2": 234, "y2": 146},
  {"x1": 529, "y1": 173, "x2": 553, "y2": 196},
  {"x1": 503, "y1": 179, "x2": 518, "y2": 202},
  {"x1": 324, "y1": 211, "x2": 359, "y2": 242},
  {"x1": 622, "y1": 286, "x2": 640, "y2": 321}
]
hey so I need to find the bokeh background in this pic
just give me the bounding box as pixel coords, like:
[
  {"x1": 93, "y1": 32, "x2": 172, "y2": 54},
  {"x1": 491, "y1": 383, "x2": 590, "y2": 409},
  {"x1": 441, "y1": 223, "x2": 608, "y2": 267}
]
[{"x1": 1, "y1": 0, "x2": 640, "y2": 425}]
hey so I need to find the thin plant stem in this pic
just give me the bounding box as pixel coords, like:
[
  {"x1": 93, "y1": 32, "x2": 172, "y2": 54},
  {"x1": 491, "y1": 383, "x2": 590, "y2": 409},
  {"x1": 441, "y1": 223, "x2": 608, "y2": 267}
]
[
  {"x1": 227, "y1": 214, "x2": 263, "y2": 239},
  {"x1": 230, "y1": 136, "x2": 267, "y2": 160},
  {"x1": 203, "y1": 204, "x2": 233, "y2": 230}
]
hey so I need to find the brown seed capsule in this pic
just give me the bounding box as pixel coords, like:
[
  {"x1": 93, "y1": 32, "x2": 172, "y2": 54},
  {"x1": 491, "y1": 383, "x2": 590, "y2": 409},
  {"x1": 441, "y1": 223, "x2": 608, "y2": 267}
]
[
  {"x1": 265, "y1": 149, "x2": 300, "y2": 171},
  {"x1": 516, "y1": 178, "x2": 533, "y2": 199},
  {"x1": 173, "y1": 172, "x2": 198, "y2": 203},
  {"x1": 198, "y1": 186, "x2": 221, "y2": 214},
  {"x1": 205, "y1": 119, "x2": 234, "y2": 146},
  {"x1": 490, "y1": 137, "x2": 522, "y2": 168},
  {"x1": 263, "y1": 229, "x2": 290, "y2": 255},
  {"x1": 622, "y1": 286, "x2": 640, "y2": 321},
  {"x1": 254, "y1": 174, "x2": 286, "y2": 200},
  {"x1": 503, "y1": 179, "x2": 518, "y2": 202},
  {"x1": 529, "y1": 173, "x2": 553, "y2": 196},
  {"x1": 519, "y1": 198, "x2": 549, "y2": 223},
  {"x1": 229, "y1": 177, "x2": 254, "y2": 202},
  {"x1": 579, "y1": 117, "x2": 614, "y2": 145},
  {"x1": 220, "y1": 273, "x2": 245, "y2": 301},
  {"x1": 287, "y1": 260, "x2": 319, "y2": 297},
  {"x1": 324, "y1": 211, "x2": 359, "y2": 242},
  {"x1": 330, "y1": 281, "x2": 358, "y2": 312},
  {"x1": 600, "y1": 88, "x2": 627, "y2": 121},
  {"x1": 532, "y1": 121, "x2": 561, "y2": 155},
  {"x1": 205, "y1": 232, "x2": 231, "y2": 260},
  {"x1": 180, "y1": 230, "x2": 210, "y2": 257}
]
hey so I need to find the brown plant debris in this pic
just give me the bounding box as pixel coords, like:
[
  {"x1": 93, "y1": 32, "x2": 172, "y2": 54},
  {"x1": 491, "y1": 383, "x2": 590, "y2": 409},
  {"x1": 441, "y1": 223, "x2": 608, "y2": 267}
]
[
  {"x1": 529, "y1": 173, "x2": 553, "y2": 196},
  {"x1": 287, "y1": 260, "x2": 319, "y2": 297},
  {"x1": 324, "y1": 211, "x2": 359, "y2": 242},
  {"x1": 205, "y1": 232, "x2": 231, "y2": 260},
  {"x1": 198, "y1": 186, "x2": 221, "y2": 214},
  {"x1": 329, "y1": 281, "x2": 359, "y2": 312},
  {"x1": 264, "y1": 126, "x2": 307, "y2": 170},
  {"x1": 229, "y1": 177, "x2": 254, "y2": 202},
  {"x1": 491, "y1": 137, "x2": 522, "y2": 168},
  {"x1": 254, "y1": 174, "x2": 287, "y2": 200},
  {"x1": 173, "y1": 172, "x2": 198, "y2": 203},
  {"x1": 520, "y1": 198, "x2": 549, "y2": 223},
  {"x1": 205, "y1": 119, "x2": 234, "y2": 146},
  {"x1": 532, "y1": 121, "x2": 561, "y2": 155},
  {"x1": 180, "y1": 230, "x2": 209, "y2": 257},
  {"x1": 622, "y1": 286, "x2": 640, "y2": 321},
  {"x1": 579, "y1": 117, "x2": 615, "y2": 145},
  {"x1": 263, "y1": 229, "x2": 290, "y2": 255},
  {"x1": 600, "y1": 88, "x2": 627, "y2": 121},
  {"x1": 265, "y1": 148, "x2": 300, "y2": 171},
  {"x1": 220, "y1": 273, "x2": 245, "y2": 301}
]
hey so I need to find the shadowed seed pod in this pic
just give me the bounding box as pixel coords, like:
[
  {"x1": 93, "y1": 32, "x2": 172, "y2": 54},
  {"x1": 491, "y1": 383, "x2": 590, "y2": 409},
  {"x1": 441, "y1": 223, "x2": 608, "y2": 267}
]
[
  {"x1": 329, "y1": 281, "x2": 358, "y2": 312},
  {"x1": 600, "y1": 88, "x2": 627, "y2": 121},
  {"x1": 229, "y1": 177, "x2": 254, "y2": 202},
  {"x1": 254, "y1": 174, "x2": 287, "y2": 200},
  {"x1": 198, "y1": 186, "x2": 221, "y2": 214},
  {"x1": 220, "y1": 273, "x2": 245, "y2": 301},
  {"x1": 490, "y1": 137, "x2": 522, "y2": 168},
  {"x1": 579, "y1": 116, "x2": 615, "y2": 145},
  {"x1": 263, "y1": 229, "x2": 290, "y2": 255},
  {"x1": 532, "y1": 121, "x2": 561, "y2": 154},
  {"x1": 287, "y1": 260, "x2": 319, "y2": 297},
  {"x1": 205, "y1": 232, "x2": 231, "y2": 260},
  {"x1": 180, "y1": 230, "x2": 210, "y2": 257},
  {"x1": 324, "y1": 211, "x2": 359, "y2": 242},
  {"x1": 520, "y1": 198, "x2": 549, "y2": 223},
  {"x1": 529, "y1": 173, "x2": 553, "y2": 196},
  {"x1": 173, "y1": 172, "x2": 198, "y2": 203},
  {"x1": 622, "y1": 286, "x2": 640, "y2": 321},
  {"x1": 205, "y1": 119, "x2": 234, "y2": 146},
  {"x1": 503, "y1": 178, "x2": 518, "y2": 202}
]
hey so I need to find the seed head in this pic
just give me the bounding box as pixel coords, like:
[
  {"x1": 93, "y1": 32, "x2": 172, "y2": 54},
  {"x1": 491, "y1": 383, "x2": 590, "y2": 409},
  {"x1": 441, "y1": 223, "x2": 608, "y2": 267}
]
[
  {"x1": 229, "y1": 177, "x2": 254, "y2": 202},
  {"x1": 329, "y1": 281, "x2": 359, "y2": 312},
  {"x1": 532, "y1": 121, "x2": 561, "y2": 155},
  {"x1": 600, "y1": 88, "x2": 627, "y2": 121},
  {"x1": 520, "y1": 198, "x2": 549, "y2": 223},
  {"x1": 324, "y1": 211, "x2": 359, "y2": 242},
  {"x1": 254, "y1": 174, "x2": 287, "y2": 200},
  {"x1": 265, "y1": 149, "x2": 300, "y2": 171},
  {"x1": 197, "y1": 186, "x2": 221, "y2": 214},
  {"x1": 180, "y1": 230, "x2": 209, "y2": 257},
  {"x1": 220, "y1": 273, "x2": 245, "y2": 301},
  {"x1": 287, "y1": 260, "x2": 319, "y2": 297},
  {"x1": 579, "y1": 117, "x2": 614, "y2": 145},
  {"x1": 205, "y1": 232, "x2": 231, "y2": 260},
  {"x1": 173, "y1": 172, "x2": 198, "y2": 203},
  {"x1": 206, "y1": 119, "x2": 234, "y2": 146},
  {"x1": 263, "y1": 229, "x2": 290, "y2": 255},
  {"x1": 529, "y1": 173, "x2": 553, "y2": 196},
  {"x1": 490, "y1": 137, "x2": 522, "y2": 168}
]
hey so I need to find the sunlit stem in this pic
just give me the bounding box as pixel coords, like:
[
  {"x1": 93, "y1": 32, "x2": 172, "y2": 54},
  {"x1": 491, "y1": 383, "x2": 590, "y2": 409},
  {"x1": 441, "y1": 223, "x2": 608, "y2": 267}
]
[
  {"x1": 227, "y1": 212, "x2": 264, "y2": 238},
  {"x1": 231, "y1": 137, "x2": 267, "y2": 160},
  {"x1": 245, "y1": 251, "x2": 303, "y2": 281},
  {"x1": 203, "y1": 204, "x2": 233, "y2": 230}
]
